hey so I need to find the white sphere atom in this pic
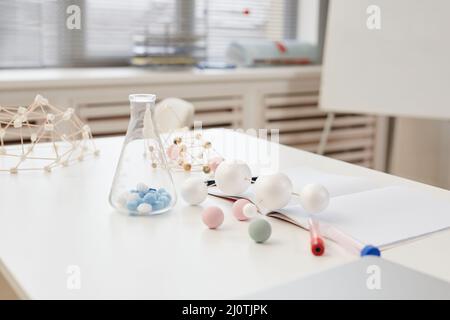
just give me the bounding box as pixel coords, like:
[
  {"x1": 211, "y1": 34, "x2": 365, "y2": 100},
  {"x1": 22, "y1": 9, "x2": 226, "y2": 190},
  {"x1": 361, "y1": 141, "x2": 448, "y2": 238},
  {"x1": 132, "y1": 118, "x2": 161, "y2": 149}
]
[
  {"x1": 299, "y1": 183, "x2": 330, "y2": 214},
  {"x1": 214, "y1": 160, "x2": 251, "y2": 195},
  {"x1": 242, "y1": 203, "x2": 258, "y2": 218},
  {"x1": 181, "y1": 177, "x2": 208, "y2": 205},
  {"x1": 254, "y1": 173, "x2": 293, "y2": 211},
  {"x1": 137, "y1": 203, "x2": 152, "y2": 214}
]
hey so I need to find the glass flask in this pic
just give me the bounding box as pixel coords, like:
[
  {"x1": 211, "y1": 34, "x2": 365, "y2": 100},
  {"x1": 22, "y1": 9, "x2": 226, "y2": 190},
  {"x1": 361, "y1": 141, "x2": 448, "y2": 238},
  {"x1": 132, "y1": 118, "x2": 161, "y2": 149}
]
[{"x1": 109, "y1": 94, "x2": 177, "y2": 215}]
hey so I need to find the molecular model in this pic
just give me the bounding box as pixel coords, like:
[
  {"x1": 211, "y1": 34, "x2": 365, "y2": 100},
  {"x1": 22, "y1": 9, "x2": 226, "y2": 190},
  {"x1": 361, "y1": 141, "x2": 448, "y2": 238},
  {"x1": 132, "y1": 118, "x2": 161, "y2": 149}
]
[
  {"x1": 148, "y1": 130, "x2": 223, "y2": 175},
  {"x1": 0, "y1": 95, "x2": 99, "y2": 173}
]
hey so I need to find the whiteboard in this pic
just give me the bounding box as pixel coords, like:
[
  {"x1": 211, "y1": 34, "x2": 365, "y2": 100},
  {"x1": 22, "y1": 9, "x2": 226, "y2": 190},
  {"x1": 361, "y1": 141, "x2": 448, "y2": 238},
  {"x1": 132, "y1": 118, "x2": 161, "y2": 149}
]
[{"x1": 320, "y1": 0, "x2": 450, "y2": 119}]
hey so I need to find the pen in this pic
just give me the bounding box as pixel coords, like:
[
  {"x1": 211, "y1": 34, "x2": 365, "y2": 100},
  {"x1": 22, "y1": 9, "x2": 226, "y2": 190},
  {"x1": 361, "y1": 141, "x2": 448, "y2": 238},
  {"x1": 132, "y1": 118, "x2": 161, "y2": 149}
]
[
  {"x1": 308, "y1": 218, "x2": 325, "y2": 256},
  {"x1": 322, "y1": 224, "x2": 381, "y2": 257},
  {"x1": 205, "y1": 176, "x2": 258, "y2": 187}
]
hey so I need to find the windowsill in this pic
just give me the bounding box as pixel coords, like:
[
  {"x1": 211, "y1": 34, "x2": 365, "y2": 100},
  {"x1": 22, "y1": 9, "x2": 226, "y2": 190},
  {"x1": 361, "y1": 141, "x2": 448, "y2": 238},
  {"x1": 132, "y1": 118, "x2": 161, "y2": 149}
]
[{"x1": 0, "y1": 65, "x2": 321, "y2": 90}]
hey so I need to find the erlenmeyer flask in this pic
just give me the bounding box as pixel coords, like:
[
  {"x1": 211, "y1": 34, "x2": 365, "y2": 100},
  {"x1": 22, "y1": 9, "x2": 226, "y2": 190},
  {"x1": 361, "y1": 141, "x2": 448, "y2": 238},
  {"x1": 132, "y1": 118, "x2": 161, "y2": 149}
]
[{"x1": 109, "y1": 94, "x2": 177, "y2": 215}]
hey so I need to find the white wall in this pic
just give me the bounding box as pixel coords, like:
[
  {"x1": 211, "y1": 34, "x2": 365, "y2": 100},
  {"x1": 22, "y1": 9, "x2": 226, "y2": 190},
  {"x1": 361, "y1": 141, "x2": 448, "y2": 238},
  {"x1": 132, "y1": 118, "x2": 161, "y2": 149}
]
[{"x1": 390, "y1": 118, "x2": 450, "y2": 190}]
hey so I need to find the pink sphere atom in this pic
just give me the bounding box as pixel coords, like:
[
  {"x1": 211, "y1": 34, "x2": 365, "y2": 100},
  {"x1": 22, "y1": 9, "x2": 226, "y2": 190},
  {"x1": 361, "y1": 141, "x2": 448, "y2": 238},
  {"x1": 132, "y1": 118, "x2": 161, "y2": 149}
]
[
  {"x1": 208, "y1": 157, "x2": 224, "y2": 172},
  {"x1": 202, "y1": 206, "x2": 224, "y2": 229},
  {"x1": 166, "y1": 144, "x2": 180, "y2": 160},
  {"x1": 232, "y1": 199, "x2": 251, "y2": 221}
]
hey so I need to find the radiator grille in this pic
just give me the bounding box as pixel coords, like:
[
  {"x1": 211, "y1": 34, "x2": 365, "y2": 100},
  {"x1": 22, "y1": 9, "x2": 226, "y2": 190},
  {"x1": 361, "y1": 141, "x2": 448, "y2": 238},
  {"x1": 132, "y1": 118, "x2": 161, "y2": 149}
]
[
  {"x1": 264, "y1": 92, "x2": 377, "y2": 168},
  {"x1": 76, "y1": 95, "x2": 243, "y2": 136}
]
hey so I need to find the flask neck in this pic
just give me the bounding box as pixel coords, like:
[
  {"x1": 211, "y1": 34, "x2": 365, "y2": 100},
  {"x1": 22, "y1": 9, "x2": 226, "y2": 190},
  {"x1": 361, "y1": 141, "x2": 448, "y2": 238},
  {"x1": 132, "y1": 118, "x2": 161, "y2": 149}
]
[
  {"x1": 126, "y1": 94, "x2": 157, "y2": 141},
  {"x1": 129, "y1": 94, "x2": 156, "y2": 119},
  {"x1": 130, "y1": 102, "x2": 152, "y2": 121}
]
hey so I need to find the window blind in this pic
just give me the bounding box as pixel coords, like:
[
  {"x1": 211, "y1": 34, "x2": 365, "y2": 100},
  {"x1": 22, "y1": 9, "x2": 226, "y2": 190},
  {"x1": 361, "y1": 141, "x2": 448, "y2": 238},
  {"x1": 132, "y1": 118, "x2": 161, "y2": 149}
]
[
  {"x1": 0, "y1": 0, "x2": 84, "y2": 68},
  {"x1": 84, "y1": 0, "x2": 152, "y2": 63},
  {"x1": 0, "y1": 0, "x2": 306, "y2": 68},
  {"x1": 0, "y1": 0, "x2": 42, "y2": 68},
  {"x1": 207, "y1": 0, "x2": 285, "y2": 61}
]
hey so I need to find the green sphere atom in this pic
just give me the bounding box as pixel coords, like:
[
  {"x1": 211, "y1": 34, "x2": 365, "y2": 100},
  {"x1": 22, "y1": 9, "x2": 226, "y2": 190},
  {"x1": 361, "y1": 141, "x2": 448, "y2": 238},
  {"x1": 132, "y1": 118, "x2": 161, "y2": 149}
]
[{"x1": 248, "y1": 219, "x2": 272, "y2": 243}]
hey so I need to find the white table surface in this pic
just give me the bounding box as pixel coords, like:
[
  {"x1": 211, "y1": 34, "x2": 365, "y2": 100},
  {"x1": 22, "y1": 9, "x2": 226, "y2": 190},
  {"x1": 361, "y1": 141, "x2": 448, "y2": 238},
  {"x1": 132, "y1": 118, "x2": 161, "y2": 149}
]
[{"x1": 1, "y1": 129, "x2": 449, "y2": 299}]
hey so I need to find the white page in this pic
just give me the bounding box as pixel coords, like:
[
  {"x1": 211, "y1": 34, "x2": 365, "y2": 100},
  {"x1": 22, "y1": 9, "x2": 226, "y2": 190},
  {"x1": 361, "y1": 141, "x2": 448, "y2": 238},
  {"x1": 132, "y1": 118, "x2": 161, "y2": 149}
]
[{"x1": 280, "y1": 186, "x2": 450, "y2": 248}]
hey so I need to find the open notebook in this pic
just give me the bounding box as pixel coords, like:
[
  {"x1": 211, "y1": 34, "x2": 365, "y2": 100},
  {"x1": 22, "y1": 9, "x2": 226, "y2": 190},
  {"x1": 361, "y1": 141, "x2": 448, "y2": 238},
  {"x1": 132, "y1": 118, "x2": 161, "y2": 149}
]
[{"x1": 208, "y1": 167, "x2": 450, "y2": 249}]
